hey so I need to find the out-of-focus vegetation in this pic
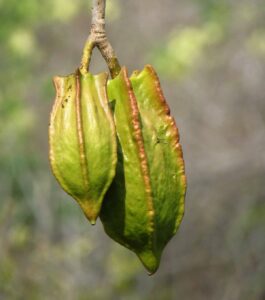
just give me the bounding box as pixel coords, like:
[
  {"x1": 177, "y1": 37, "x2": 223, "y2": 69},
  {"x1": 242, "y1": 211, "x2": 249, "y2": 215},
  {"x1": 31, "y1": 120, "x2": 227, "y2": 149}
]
[{"x1": 0, "y1": 0, "x2": 264, "y2": 299}]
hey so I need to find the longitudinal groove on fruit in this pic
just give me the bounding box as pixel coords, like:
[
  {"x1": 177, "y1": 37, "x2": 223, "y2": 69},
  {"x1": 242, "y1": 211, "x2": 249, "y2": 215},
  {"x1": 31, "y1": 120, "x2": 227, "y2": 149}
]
[
  {"x1": 123, "y1": 69, "x2": 155, "y2": 245},
  {"x1": 75, "y1": 74, "x2": 90, "y2": 191}
]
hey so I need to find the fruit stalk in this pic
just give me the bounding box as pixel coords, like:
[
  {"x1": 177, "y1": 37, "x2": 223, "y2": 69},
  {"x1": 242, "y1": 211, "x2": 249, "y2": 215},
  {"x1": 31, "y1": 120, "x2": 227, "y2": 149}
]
[{"x1": 80, "y1": 0, "x2": 121, "y2": 78}]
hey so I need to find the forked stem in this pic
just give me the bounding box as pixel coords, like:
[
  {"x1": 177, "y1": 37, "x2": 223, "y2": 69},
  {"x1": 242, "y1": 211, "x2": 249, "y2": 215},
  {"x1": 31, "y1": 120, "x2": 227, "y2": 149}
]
[{"x1": 80, "y1": 0, "x2": 121, "y2": 78}]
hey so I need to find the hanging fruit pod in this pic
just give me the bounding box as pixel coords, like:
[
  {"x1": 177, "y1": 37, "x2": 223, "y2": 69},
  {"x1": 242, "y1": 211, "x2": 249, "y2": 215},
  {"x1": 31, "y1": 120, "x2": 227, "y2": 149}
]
[
  {"x1": 49, "y1": 69, "x2": 117, "y2": 224},
  {"x1": 100, "y1": 65, "x2": 186, "y2": 274}
]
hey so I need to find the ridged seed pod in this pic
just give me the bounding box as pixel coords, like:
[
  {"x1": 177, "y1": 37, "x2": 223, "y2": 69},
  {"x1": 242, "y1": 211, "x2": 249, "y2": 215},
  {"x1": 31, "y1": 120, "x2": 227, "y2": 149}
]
[
  {"x1": 100, "y1": 66, "x2": 186, "y2": 274},
  {"x1": 49, "y1": 70, "x2": 117, "y2": 224}
]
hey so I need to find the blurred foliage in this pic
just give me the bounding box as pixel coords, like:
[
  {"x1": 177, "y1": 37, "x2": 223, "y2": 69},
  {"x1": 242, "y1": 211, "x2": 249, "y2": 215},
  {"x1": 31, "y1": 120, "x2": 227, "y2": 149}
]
[
  {"x1": 149, "y1": 2, "x2": 229, "y2": 78},
  {"x1": 106, "y1": 0, "x2": 120, "y2": 22},
  {"x1": 0, "y1": 0, "x2": 265, "y2": 299},
  {"x1": 149, "y1": 22, "x2": 224, "y2": 78},
  {"x1": 247, "y1": 30, "x2": 265, "y2": 57}
]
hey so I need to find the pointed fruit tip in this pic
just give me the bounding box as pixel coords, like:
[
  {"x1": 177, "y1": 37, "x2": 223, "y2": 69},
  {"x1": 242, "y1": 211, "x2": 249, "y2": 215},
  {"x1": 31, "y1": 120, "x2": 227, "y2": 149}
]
[
  {"x1": 90, "y1": 220, "x2": 96, "y2": 226},
  {"x1": 79, "y1": 202, "x2": 99, "y2": 226},
  {"x1": 84, "y1": 212, "x2": 98, "y2": 226},
  {"x1": 84, "y1": 212, "x2": 97, "y2": 226},
  {"x1": 137, "y1": 250, "x2": 160, "y2": 275}
]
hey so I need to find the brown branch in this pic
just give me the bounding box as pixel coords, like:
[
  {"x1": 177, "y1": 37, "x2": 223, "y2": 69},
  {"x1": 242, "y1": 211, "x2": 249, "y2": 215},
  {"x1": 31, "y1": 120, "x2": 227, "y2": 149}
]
[{"x1": 80, "y1": 0, "x2": 121, "y2": 78}]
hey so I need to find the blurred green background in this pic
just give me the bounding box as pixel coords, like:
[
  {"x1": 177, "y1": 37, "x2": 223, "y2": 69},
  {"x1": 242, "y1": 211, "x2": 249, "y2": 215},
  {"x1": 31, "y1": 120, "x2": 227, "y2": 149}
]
[{"x1": 0, "y1": 0, "x2": 265, "y2": 299}]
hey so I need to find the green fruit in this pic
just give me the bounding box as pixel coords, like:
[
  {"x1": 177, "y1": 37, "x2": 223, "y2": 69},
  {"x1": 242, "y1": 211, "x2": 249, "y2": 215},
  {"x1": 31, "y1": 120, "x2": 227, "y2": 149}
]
[
  {"x1": 100, "y1": 66, "x2": 186, "y2": 274},
  {"x1": 49, "y1": 70, "x2": 117, "y2": 224}
]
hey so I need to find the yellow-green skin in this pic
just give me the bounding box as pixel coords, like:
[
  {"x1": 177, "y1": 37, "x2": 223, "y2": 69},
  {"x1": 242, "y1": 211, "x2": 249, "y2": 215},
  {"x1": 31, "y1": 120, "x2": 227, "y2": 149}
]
[
  {"x1": 100, "y1": 65, "x2": 186, "y2": 274},
  {"x1": 49, "y1": 70, "x2": 117, "y2": 224}
]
